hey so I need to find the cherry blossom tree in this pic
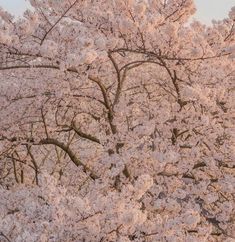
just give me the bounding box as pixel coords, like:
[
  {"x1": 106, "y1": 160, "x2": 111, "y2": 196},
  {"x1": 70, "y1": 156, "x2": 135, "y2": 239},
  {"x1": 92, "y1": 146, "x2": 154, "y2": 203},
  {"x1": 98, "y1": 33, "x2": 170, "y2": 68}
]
[{"x1": 0, "y1": 0, "x2": 234, "y2": 241}]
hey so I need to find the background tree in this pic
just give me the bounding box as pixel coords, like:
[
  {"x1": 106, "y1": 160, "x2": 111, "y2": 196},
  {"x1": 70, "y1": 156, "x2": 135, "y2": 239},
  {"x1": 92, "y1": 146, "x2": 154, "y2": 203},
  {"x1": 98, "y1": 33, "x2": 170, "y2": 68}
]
[{"x1": 0, "y1": 0, "x2": 234, "y2": 241}]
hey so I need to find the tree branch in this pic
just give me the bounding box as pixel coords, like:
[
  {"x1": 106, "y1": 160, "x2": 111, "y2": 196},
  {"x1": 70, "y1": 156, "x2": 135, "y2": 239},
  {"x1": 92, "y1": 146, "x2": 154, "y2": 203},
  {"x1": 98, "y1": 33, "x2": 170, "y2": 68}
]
[{"x1": 39, "y1": 138, "x2": 98, "y2": 180}]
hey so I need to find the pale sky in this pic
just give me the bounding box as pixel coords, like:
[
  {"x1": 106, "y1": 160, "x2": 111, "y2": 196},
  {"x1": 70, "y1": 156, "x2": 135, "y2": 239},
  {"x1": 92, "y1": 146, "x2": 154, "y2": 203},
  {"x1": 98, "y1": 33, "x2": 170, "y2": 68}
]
[{"x1": 0, "y1": 0, "x2": 234, "y2": 24}]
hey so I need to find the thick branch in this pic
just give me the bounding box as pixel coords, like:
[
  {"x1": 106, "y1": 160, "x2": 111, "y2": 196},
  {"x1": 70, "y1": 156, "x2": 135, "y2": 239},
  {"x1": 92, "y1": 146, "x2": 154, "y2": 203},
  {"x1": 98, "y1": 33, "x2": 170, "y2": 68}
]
[
  {"x1": 40, "y1": 138, "x2": 98, "y2": 180},
  {"x1": 88, "y1": 75, "x2": 117, "y2": 134}
]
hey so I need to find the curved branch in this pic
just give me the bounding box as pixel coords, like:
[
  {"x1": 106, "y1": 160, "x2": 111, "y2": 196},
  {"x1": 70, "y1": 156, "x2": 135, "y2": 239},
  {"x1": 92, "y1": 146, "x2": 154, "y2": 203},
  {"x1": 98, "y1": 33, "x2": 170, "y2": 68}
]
[
  {"x1": 71, "y1": 122, "x2": 101, "y2": 144},
  {"x1": 108, "y1": 52, "x2": 121, "y2": 106}
]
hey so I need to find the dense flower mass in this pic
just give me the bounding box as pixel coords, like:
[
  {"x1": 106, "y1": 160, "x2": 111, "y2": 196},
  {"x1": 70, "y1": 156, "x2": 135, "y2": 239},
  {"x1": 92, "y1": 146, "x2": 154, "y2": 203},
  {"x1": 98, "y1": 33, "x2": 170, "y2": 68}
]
[{"x1": 0, "y1": 0, "x2": 234, "y2": 241}]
